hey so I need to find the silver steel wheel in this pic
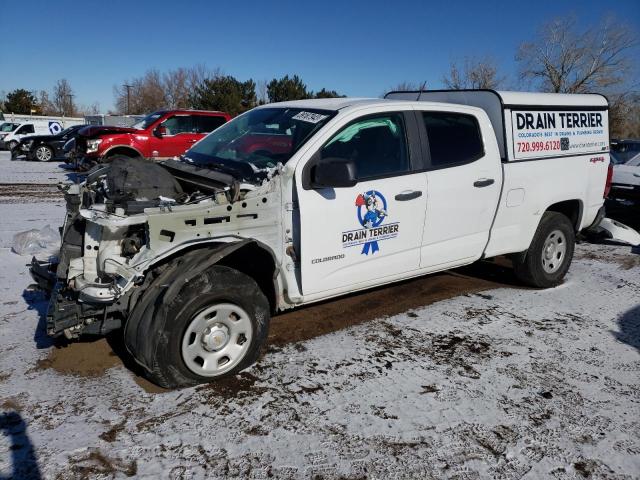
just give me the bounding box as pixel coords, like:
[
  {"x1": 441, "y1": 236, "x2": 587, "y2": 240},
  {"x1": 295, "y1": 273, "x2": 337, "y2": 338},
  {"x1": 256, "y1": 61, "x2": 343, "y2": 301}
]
[
  {"x1": 541, "y1": 229, "x2": 567, "y2": 274},
  {"x1": 181, "y1": 303, "x2": 253, "y2": 377},
  {"x1": 35, "y1": 146, "x2": 52, "y2": 161}
]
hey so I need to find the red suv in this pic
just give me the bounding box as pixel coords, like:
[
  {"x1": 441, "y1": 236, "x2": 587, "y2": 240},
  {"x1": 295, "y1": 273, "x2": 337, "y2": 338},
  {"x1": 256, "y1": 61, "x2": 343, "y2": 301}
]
[{"x1": 70, "y1": 110, "x2": 231, "y2": 165}]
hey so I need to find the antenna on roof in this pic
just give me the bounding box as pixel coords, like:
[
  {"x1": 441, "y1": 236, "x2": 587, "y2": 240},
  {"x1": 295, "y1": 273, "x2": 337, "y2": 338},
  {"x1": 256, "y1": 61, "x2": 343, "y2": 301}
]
[{"x1": 416, "y1": 81, "x2": 428, "y2": 101}]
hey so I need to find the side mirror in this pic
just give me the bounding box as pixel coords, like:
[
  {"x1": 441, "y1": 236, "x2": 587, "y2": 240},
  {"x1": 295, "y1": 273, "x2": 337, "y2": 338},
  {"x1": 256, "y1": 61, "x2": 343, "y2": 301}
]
[
  {"x1": 153, "y1": 125, "x2": 167, "y2": 138},
  {"x1": 311, "y1": 158, "x2": 357, "y2": 188}
]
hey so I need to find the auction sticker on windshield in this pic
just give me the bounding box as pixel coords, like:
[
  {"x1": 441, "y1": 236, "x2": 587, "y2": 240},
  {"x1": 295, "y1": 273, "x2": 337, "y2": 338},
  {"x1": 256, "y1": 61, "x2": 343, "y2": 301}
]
[
  {"x1": 292, "y1": 111, "x2": 329, "y2": 124},
  {"x1": 510, "y1": 109, "x2": 609, "y2": 160}
]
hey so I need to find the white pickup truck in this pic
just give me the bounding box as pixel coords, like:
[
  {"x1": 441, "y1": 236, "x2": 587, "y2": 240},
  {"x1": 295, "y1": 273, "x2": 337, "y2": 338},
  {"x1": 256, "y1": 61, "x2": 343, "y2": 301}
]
[{"x1": 32, "y1": 90, "x2": 611, "y2": 388}]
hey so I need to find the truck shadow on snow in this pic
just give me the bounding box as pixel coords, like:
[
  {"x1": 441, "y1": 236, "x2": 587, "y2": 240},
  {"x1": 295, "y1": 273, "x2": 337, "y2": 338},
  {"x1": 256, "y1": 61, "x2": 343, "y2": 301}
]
[
  {"x1": 0, "y1": 411, "x2": 42, "y2": 480},
  {"x1": 615, "y1": 304, "x2": 640, "y2": 353},
  {"x1": 21, "y1": 289, "x2": 55, "y2": 350}
]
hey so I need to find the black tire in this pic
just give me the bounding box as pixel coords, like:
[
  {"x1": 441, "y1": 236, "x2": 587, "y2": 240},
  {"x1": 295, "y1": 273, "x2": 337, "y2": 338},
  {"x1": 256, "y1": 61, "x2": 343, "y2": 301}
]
[
  {"x1": 134, "y1": 265, "x2": 270, "y2": 388},
  {"x1": 34, "y1": 145, "x2": 54, "y2": 162},
  {"x1": 102, "y1": 153, "x2": 142, "y2": 164},
  {"x1": 513, "y1": 212, "x2": 575, "y2": 288}
]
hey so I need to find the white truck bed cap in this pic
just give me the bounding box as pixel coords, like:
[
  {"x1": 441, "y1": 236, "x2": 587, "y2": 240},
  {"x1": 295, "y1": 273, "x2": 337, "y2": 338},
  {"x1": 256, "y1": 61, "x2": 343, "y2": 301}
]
[{"x1": 385, "y1": 89, "x2": 609, "y2": 161}]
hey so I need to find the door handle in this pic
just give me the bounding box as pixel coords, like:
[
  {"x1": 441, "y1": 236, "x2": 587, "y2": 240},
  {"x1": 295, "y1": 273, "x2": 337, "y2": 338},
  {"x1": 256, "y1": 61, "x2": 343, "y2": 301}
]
[
  {"x1": 395, "y1": 190, "x2": 422, "y2": 201},
  {"x1": 473, "y1": 178, "x2": 495, "y2": 188},
  {"x1": 188, "y1": 139, "x2": 198, "y2": 143}
]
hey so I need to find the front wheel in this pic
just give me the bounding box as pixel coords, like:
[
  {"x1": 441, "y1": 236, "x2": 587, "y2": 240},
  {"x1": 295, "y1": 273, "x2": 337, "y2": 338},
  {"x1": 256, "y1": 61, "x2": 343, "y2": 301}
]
[
  {"x1": 34, "y1": 145, "x2": 54, "y2": 162},
  {"x1": 7, "y1": 141, "x2": 18, "y2": 157},
  {"x1": 513, "y1": 212, "x2": 575, "y2": 288},
  {"x1": 137, "y1": 265, "x2": 270, "y2": 388}
]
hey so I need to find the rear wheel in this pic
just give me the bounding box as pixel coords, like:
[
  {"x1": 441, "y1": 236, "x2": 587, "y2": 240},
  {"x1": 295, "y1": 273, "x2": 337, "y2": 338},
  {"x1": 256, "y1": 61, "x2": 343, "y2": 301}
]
[
  {"x1": 34, "y1": 145, "x2": 54, "y2": 162},
  {"x1": 513, "y1": 212, "x2": 575, "y2": 288},
  {"x1": 134, "y1": 265, "x2": 270, "y2": 388}
]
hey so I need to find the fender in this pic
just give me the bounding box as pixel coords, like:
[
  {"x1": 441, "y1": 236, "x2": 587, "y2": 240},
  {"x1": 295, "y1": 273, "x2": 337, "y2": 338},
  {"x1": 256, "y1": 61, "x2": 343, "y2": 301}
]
[
  {"x1": 101, "y1": 144, "x2": 145, "y2": 159},
  {"x1": 124, "y1": 239, "x2": 274, "y2": 371}
]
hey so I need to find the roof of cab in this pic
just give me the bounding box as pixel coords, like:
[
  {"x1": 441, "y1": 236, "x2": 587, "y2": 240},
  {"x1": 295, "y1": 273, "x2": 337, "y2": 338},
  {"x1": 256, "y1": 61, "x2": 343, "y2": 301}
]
[
  {"x1": 255, "y1": 98, "x2": 389, "y2": 111},
  {"x1": 256, "y1": 90, "x2": 609, "y2": 112}
]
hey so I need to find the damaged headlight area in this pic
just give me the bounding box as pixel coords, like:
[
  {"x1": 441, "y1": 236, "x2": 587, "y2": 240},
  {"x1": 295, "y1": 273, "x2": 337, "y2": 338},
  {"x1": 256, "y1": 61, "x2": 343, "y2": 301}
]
[
  {"x1": 36, "y1": 212, "x2": 146, "y2": 339},
  {"x1": 85, "y1": 138, "x2": 102, "y2": 153},
  {"x1": 33, "y1": 157, "x2": 246, "y2": 337}
]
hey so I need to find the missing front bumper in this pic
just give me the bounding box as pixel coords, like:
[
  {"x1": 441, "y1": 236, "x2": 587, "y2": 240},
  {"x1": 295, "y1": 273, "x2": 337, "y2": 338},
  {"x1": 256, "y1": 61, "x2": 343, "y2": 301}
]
[
  {"x1": 29, "y1": 257, "x2": 124, "y2": 338},
  {"x1": 29, "y1": 257, "x2": 57, "y2": 292}
]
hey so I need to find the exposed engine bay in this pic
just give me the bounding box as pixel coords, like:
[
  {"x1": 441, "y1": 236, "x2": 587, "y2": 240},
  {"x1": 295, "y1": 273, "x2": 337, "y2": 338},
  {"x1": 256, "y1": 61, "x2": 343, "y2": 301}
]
[
  {"x1": 82, "y1": 157, "x2": 245, "y2": 214},
  {"x1": 32, "y1": 157, "x2": 283, "y2": 339}
]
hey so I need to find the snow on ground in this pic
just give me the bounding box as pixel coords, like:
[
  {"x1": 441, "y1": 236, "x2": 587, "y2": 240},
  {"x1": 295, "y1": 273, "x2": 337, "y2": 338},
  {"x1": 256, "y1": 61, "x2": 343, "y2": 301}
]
[
  {"x1": 0, "y1": 153, "x2": 78, "y2": 184},
  {"x1": 0, "y1": 151, "x2": 639, "y2": 479}
]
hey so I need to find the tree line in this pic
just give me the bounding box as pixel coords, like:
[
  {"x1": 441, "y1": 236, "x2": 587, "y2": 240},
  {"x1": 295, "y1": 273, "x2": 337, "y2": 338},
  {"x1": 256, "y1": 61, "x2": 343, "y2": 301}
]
[
  {"x1": 1, "y1": 15, "x2": 637, "y2": 136},
  {"x1": 0, "y1": 79, "x2": 99, "y2": 117},
  {"x1": 111, "y1": 67, "x2": 344, "y2": 117}
]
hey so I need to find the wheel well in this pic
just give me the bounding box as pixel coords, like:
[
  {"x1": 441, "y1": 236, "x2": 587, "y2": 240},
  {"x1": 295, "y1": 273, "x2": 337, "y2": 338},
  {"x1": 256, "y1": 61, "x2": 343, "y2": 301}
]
[
  {"x1": 217, "y1": 243, "x2": 277, "y2": 312},
  {"x1": 104, "y1": 146, "x2": 142, "y2": 159},
  {"x1": 546, "y1": 200, "x2": 582, "y2": 231},
  {"x1": 145, "y1": 242, "x2": 278, "y2": 313}
]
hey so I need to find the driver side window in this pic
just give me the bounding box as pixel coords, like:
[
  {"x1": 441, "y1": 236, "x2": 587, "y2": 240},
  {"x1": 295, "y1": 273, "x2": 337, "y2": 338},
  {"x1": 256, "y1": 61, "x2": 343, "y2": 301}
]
[
  {"x1": 162, "y1": 115, "x2": 194, "y2": 135},
  {"x1": 18, "y1": 125, "x2": 35, "y2": 134},
  {"x1": 319, "y1": 113, "x2": 409, "y2": 180}
]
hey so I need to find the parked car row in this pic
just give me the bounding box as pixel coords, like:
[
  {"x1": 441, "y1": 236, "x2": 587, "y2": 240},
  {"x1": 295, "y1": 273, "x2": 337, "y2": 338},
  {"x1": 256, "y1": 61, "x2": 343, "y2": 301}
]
[
  {"x1": 14, "y1": 124, "x2": 86, "y2": 161},
  {"x1": 609, "y1": 139, "x2": 640, "y2": 201},
  {"x1": 0, "y1": 119, "x2": 68, "y2": 151},
  {"x1": 7, "y1": 109, "x2": 231, "y2": 167}
]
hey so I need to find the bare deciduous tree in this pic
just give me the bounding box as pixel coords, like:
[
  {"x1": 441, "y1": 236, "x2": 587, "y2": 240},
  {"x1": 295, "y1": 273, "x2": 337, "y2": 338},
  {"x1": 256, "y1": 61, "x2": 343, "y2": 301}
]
[
  {"x1": 37, "y1": 90, "x2": 56, "y2": 115},
  {"x1": 608, "y1": 91, "x2": 640, "y2": 138},
  {"x1": 114, "y1": 65, "x2": 220, "y2": 114},
  {"x1": 443, "y1": 57, "x2": 504, "y2": 90},
  {"x1": 163, "y1": 67, "x2": 190, "y2": 109},
  {"x1": 516, "y1": 15, "x2": 637, "y2": 94},
  {"x1": 390, "y1": 81, "x2": 422, "y2": 92},
  {"x1": 114, "y1": 69, "x2": 167, "y2": 114},
  {"x1": 53, "y1": 79, "x2": 76, "y2": 116}
]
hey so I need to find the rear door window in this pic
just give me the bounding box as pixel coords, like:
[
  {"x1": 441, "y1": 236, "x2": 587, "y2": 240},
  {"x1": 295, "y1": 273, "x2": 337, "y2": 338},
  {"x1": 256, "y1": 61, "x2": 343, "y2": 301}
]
[
  {"x1": 196, "y1": 115, "x2": 227, "y2": 134},
  {"x1": 421, "y1": 112, "x2": 484, "y2": 168}
]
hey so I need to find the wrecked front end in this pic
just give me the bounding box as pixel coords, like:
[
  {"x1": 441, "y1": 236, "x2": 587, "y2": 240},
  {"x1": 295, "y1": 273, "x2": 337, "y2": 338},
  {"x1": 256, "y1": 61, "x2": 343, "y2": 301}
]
[{"x1": 33, "y1": 157, "x2": 283, "y2": 339}]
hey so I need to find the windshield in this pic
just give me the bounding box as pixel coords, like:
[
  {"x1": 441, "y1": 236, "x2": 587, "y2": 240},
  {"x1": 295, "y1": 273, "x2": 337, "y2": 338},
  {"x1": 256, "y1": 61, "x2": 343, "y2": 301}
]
[
  {"x1": 184, "y1": 107, "x2": 335, "y2": 183},
  {"x1": 131, "y1": 112, "x2": 164, "y2": 130},
  {"x1": 59, "y1": 125, "x2": 79, "y2": 136},
  {"x1": 611, "y1": 142, "x2": 640, "y2": 164},
  {"x1": 0, "y1": 122, "x2": 19, "y2": 132},
  {"x1": 626, "y1": 153, "x2": 640, "y2": 166},
  {"x1": 610, "y1": 151, "x2": 626, "y2": 165}
]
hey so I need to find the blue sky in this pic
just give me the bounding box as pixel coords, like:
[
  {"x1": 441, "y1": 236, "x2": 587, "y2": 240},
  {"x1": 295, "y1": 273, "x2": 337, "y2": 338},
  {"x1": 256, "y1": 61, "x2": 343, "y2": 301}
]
[{"x1": 1, "y1": 0, "x2": 638, "y2": 112}]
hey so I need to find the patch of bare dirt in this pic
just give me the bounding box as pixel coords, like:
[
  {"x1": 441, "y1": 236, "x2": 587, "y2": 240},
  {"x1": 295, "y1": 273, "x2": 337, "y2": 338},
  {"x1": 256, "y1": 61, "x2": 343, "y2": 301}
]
[
  {"x1": 57, "y1": 448, "x2": 137, "y2": 479},
  {"x1": 268, "y1": 261, "x2": 516, "y2": 348},
  {"x1": 99, "y1": 420, "x2": 127, "y2": 443},
  {"x1": 34, "y1": 338, "x2": 121, "y2": 377},
  {"x1": 0, "y1": 183, "x2": 62, "y2": 203}
]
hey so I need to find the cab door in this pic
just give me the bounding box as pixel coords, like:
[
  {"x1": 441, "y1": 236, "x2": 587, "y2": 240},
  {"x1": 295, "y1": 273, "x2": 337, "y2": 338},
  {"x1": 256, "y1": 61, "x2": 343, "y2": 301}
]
[
  {"x1": 296, "y1": 110, "x2": 428, "y2": 298},
  {"x1": 148, "y1": 114, "x2": 199, "y2": 158},
  {"x1": 416, "y1": 108, "x2": 502, "y2": 269}
]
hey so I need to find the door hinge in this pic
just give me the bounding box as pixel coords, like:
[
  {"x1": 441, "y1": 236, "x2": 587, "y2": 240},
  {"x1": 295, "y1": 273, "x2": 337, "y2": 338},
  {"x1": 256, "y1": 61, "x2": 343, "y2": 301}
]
[{"x1": 285, "y1": 202, "x2": 298, "y2": 211}]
